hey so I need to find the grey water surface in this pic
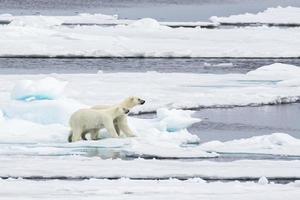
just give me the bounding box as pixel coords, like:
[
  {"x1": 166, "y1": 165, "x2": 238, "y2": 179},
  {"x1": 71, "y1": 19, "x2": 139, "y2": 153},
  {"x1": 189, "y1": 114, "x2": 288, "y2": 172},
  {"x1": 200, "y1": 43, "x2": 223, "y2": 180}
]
[
  {"x1": 0, "y1": 58, "x2": 300, "y2": 74},
  {"x1": 0, "y1": 0, "x2": 300, "y2": 21}
]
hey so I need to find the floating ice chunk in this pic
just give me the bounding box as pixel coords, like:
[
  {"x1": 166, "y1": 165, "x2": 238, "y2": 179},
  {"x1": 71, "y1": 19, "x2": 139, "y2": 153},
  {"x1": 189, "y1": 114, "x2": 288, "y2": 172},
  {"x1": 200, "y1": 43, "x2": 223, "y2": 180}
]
[
  {"x1": 156, "y1": 108, "x2": 201, "y2": 132},
  {"x1": 215, "y1": 63, "x2": 233, "y2": 67},
  {"x1": 258, "y1": 176, "x2": 269, "y2": 185},
  {"x1": 247, "y1": 63, "x2": 300, "y2": 80},
  {"x1": 2, "y1": 98, "x2": 86, "y2": 125},
  {"x1": 11, "y1": 77, "x2": 68, "y2": 101},
  {"x1": 200, "y1": 133, "x2": 300, "y2": 156},
  {"x1": 3, "y1": 77, "x2": 86, "y2": 125}
]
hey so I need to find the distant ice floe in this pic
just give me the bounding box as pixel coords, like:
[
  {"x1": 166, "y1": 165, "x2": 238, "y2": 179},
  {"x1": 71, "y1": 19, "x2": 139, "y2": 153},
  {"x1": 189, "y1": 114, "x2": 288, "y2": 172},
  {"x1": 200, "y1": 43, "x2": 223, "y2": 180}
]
[
  {"x1": 0, "y1": 13, "x2": 118, "y2": 27},
  {"x1": 0, "y1": 13, "x2": 216, "y2": 28},
  {"x1": 0, "y1": 12, "x2": 299, "y2": 57},
  {"x1": 211, "y1": 6, "x2": 300, "y2": 25}
]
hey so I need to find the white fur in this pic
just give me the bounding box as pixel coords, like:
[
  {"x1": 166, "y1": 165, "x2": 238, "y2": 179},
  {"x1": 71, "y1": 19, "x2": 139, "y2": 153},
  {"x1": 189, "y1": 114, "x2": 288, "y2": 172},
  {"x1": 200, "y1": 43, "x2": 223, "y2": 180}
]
[
  {"x1": 91, "y1": 96, "x2": 145, "y2": 138},
  {"x1": 69, "y1": 106, "x2": 127, "y2": 142}
]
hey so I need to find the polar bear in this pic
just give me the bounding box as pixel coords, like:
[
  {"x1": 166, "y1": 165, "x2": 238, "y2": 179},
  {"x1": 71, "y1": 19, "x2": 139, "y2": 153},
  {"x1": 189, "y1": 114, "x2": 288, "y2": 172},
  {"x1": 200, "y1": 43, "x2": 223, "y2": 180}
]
[
  {"x1": 68, "y1": 106, "x2": 129, "y2": 142},
  {"x1": 89, "y1": 96, "x2": 145, "y2": 139}
]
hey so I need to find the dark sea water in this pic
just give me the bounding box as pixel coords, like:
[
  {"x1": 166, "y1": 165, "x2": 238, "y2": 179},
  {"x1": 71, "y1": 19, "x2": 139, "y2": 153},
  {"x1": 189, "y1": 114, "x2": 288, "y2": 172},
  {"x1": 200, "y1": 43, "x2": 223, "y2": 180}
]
[
  {"x1": 0, "y1": 0, "x2": 300, "y2": 21},
  {"x1": 191, "y1": 103, "x2": 300, "y2": 142},
  {"x1": 0, "y1": 58, "x2": 300, "y2": 74}
]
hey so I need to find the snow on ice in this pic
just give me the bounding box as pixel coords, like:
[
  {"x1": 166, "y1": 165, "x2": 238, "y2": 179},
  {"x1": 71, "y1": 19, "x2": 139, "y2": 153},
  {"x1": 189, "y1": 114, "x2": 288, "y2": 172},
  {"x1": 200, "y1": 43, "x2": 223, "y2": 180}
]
[
  {"x1": 0, "y1": 156, "x2": 300, "y2": 178},
  {"x1": 1, "y1": 178, "x2": 299, "y2": 200}
]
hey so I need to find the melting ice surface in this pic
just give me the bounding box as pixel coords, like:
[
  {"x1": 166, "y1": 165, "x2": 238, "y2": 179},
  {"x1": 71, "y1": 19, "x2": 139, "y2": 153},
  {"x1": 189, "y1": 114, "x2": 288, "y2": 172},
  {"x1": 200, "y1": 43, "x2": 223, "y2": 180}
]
[{"x1": 0, "y1": 63, "x2": 300, "y2": 158}]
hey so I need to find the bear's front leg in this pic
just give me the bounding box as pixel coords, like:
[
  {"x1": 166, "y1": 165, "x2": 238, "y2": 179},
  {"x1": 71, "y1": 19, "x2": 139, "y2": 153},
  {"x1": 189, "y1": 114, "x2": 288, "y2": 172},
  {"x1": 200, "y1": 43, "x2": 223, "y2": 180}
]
[
  {"x1": 103, "y1": 119, "x2": 119, "y2": 138},
  {"x1": 113, "y1": 119, "x2": 121, "y2": 136},
  {"x1": 118, "y1": 116, "x2": 136, "y2": 137}
]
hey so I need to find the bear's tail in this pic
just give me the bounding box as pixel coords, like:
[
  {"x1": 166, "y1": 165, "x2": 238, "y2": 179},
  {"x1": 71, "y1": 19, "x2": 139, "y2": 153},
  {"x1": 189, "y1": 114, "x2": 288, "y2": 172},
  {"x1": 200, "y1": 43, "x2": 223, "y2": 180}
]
[{"x1": 68, "y1": 131, "x2": 73, "y2": 143}]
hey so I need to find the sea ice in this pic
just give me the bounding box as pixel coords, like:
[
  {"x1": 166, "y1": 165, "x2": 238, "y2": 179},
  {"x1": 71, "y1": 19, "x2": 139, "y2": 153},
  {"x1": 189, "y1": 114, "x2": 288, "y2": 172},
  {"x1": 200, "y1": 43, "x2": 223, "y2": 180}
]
[
  {"x1": 0, "y1": 64, "x2": 299, "y2": 157},
  {"x1": 0, "y1": 156, "x2": 299, "y2": 178},
  {"x1": 0, "y1": 16, "x2": 299, "y2": 57},
  {"x1": 1, "y1": 178, "x2": 299, "y2": 200},
  {"x1": 200, "y1": 133, "x2": 300, "y2": 156},
  {"x1": 211, "y1": 6, "x2": 300, "y2": 24}
]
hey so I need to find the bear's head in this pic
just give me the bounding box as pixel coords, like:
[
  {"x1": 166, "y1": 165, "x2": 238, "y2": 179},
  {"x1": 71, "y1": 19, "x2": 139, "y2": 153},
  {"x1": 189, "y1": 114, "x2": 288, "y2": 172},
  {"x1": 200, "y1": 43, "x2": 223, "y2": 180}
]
[{"x1": 123, "y1": 96, "x2": 145, "y2": 108}]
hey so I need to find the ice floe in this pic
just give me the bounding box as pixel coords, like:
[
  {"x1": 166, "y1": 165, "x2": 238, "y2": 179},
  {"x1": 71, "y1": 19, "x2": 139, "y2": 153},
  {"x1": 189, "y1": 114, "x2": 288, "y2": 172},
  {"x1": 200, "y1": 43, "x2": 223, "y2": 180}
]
[
  {"x1": 0, "y1": 156, "x2": 300, "y2": 178},
  {"x1": 0, "y1": 15, "x2": 299, "y2": 57},
  {"x1": 211, "y1": 6, "x2": 300, "y2": 25},
  {"x1": 200, "y1": 133, "x2": 300, "y2": 156},
  {"x1": 0, "y1": 76, "x2": 207, "y2": 157},
  {"x1": 0, "y1": 63, "x2": 299, "y2": 157},
  {"x1": 0, "y1": 13, "x2": 216, "y2": 28},
  {"x1": 1, "y1": 63, "x2": 299, "y2": 113},
  {"x1": 1, "y1": 178, "x2": 300, "y2": 200}
]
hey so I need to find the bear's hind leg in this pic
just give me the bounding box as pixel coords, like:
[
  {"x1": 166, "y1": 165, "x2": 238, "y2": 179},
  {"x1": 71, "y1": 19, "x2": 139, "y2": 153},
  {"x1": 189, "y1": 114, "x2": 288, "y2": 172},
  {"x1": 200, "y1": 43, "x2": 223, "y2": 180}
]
[
  {"x1": 90, "y1": 129, "x2": 100, "y2": 140},
  {"x1": 68, "y1": 131, "x2": 73, "y2": 142},
  {"x1": 71, "y1": 130, "x2": 83, "y2": 142}
]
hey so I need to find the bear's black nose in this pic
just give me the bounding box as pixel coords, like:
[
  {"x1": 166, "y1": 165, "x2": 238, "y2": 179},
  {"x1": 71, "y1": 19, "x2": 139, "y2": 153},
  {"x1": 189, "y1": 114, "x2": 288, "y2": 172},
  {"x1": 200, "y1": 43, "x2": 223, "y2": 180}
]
[{"x1": 140, "y1": 100, "x2": 145, "y2": 105}]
